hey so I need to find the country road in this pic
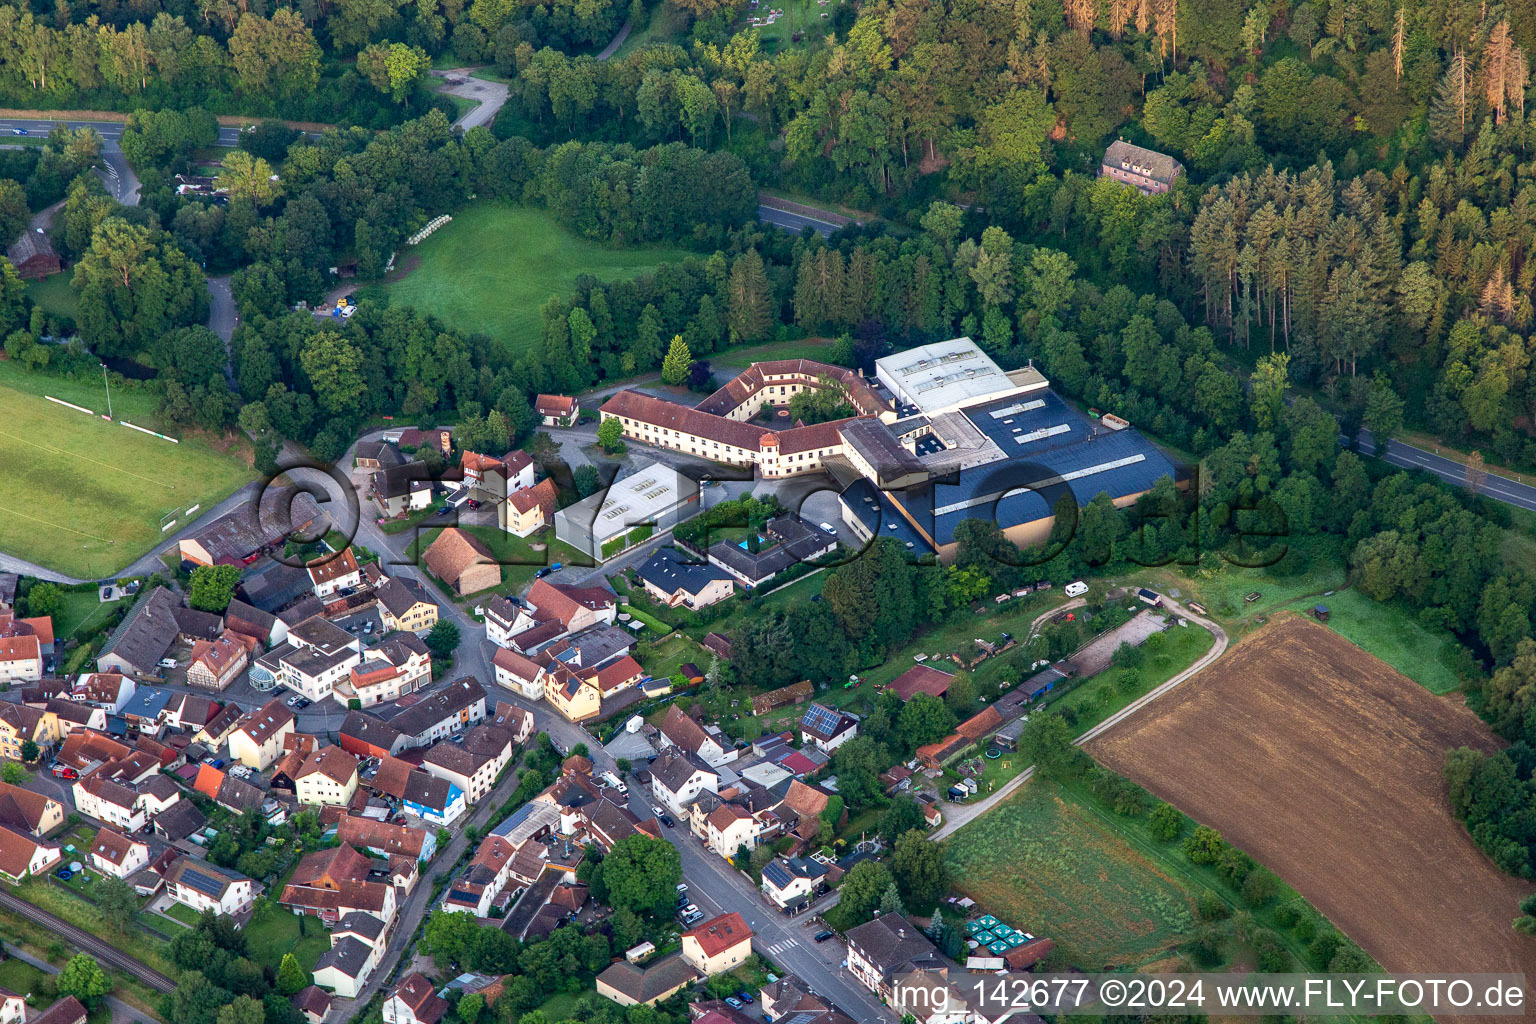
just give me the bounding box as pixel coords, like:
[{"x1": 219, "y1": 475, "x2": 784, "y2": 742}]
[
  {"x1": 0, "y1": 888, "x2": 175, "y2": 992},
  {"x1": 930, "y1": 595, "x2": 1229, "y2": 842}
]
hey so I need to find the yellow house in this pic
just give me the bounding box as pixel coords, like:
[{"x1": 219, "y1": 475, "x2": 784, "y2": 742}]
[
  {"x1": 681, "y1": 912, "x2": 753, "y2": 976},
  {"x1": 544, "y1": 667, "x2": 600, "y2": 722},
  {"x1": 376, "y1": 579, "x2": 439, "y2": 634},
  {"x1": 295, "y1": 747, "x2": 360, "y2": 807},
  {"x1": 0, "y1": 704, "x2": 59, "y2": 761}
]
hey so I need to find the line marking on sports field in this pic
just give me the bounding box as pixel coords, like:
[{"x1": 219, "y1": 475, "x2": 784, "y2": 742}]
[
  {"x1": 0, "y1": 504, "x2": 110, "y2": 542},
  {"x1": 0, "y1": 429, "x2": 174, "y2": 489}
]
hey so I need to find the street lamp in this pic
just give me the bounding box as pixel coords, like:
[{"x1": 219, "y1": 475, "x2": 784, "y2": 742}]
[{"x1": 100, "y1": 363, "x2": 112, "y2": 418}]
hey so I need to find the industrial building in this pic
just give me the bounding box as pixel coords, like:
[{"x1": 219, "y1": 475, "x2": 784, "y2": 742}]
[{"x1": 554, "y1": 462, "x2": 701, "y2": 562}]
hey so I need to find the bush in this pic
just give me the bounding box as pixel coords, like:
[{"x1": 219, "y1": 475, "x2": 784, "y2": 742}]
[
  {"x1": 1216, "y1": 845, "x2": 1256, "y2": 885},
  {"x1": 1253, "y1": 929, "x2": 1292, "y2": 972},
  {"x1": 1271, "y1": 897, "x2": 1306, "y2": 928},
  {"x1": 1307, "y1": 931, "x2": 1343, "y2": 970}
]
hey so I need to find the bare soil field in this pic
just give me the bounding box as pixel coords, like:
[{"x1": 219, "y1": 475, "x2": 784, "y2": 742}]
[{"x1": 1090, "y1": 614, "x2": 1536, "y2": 999}]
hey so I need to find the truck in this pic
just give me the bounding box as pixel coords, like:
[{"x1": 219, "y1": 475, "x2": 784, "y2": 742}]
[{"x1": 600, "y1": 770, "x2": 628, "y2": 794}]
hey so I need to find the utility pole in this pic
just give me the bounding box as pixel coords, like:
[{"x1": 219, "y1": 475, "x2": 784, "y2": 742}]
[{"x1": 101, "y1": 363, "x2": 111, "y2": 418}]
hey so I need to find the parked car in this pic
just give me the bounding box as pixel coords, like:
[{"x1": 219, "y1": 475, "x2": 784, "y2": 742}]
[
  {"x1": 819, "y1": 522, "x2": 837, "y2": 534},
  {"x1": 676, "y1": 883, "x2": 687, "y2": 893},
  {"x1": 813, "y1": 930, "x2": 835, "y2": 943},
  {"x1": 724, "y1": 999, "x2": 743, "y2": 1010},
  {"x1": 653, "y1": 805, "x2": 666, "y2": 818},
  {"x1": 286, "y1": 694, "x2": 303, "y2": 707},
  {"x1": 1063, "y1": 580, "x2": 1088, "y2": 598},
  {"x1": 659, "y1": 813, "x2": 675, "y2": 828},
  {"x1": 737, "y1": 992, "x2": 753, "y2": 1004}
]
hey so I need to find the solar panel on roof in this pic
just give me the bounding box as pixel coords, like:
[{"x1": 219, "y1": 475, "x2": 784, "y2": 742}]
[
  {"x1": 180, "y1": 866, "x2": 227, "y2": 897},
  {"x1": 800, "y1": 703, "x2": 845, "y2": 737}
]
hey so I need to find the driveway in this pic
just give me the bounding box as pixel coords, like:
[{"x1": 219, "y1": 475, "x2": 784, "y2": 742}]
[{"x1": 429, "y1": 70, "x2": 509, "y2": 130}]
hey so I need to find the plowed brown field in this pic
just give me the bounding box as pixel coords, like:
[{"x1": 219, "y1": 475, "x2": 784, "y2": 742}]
[{"x1": 1089, "y1": 614, "x2": 1536, "y2": 1004}]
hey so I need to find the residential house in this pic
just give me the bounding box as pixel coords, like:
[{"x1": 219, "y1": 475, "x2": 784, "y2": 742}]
[
  {"x1": 681, "y1": 912, "x2": 753, "y2": 975},
  {"x1": 165, "y1": 856, "x2": 257, "y2": 916},
  {"x1": 637, "y1": 548, "x2": 735, "y2": 609},
  {"x1": 293, "y1": 987, "x2": 332, "y2": 1024},
  {"x1": 535, "y1": 394, "x2": 578, "y2": 427},
  {"x1": 7, "y1": 227, "x2": 59, "y2": 279},
  {"x1": 223, "y1": 599, "x2": 282, "y2": 649},
  {"x1": 282, "y1": 846, "x2": 399, "y2": 925},
  {"x1": 279, "y1": 617, "x2": 363, "y2": 702},
  {"x1": 375, "y1": 578, "x2": 439, "y2": 634},
  {"x1": 337, "y1": 815, "x2": 435, "y2": 862},
  {"x1": 423, "y1": 529, "x2": 500, "y2": 596},
  {"x1": 402, "y1": 771, "x2": 465, "y2": 827},
  {"x1": 382, "y1": 974, "x2": 448, "y2": 1024},
  {"x1": 490, "y1": 701, "x2": 535, "y2": 745},
  {"x1": 650, "y1": 751, "x2": 719, "y2": 816},
  {"x1": 595, "y1": 958, "x2": 697, "y2": 1008},
  {"x1": 27, "y1": 999, "x2": 86, "y2": 1024},
  {"x1": 372, "y1": 462, "x2": 433, "y2": 518},
  {"x1": 441, "y1": 833, "x2": 515, "y2": 916},
  {"x1": 704, "y1": 803, "x2": 761, "y2": 860},
  {"x1": 491, "y1": 647, "x2": 544, "y2": 700},
  {"x1": 46, "y1": 699, "x2": 102, "y2": 738},
  {"x1": 702, "y1": 632, "x2": 733, "y2": 661},
  {"x1": 340, "y1": 714, "x2": 408, "y2": 760},
  {"x1": 659, "y1": 706, "x2": 736, "y2": 767},
  {"x1": 153, "y1": 801, "x2": 206, "y2": 843},
  {"x1": 313, "y1": 912, "x2": 387, "y2": 998},
  {"x1": 229, "y1": 699, "x2": 297, "y2": 769},
  {"x1": 0, "y1": 988, "x2": 23, "y2": 1024},
  {"x1": 376, "y1": 676, "x2": 488, "y2": 747},
  {"x1": 308, "y1": 549, "x2": 364, "y2": 599},
  {"x1": 195, "y1": 701, "x2": 245, "y2": 749},
  {"x1": 798, "y1": 703, "x2": 859, "y2": 753},
  {"x1": 71, "y1": 673, "x2": 135, "y2": 715},
  {"x1": 294, "y1": 747, "x2": 360, "y2": 807},
  {"x1": 178, "y1": 488, "x2": 326, "y2": 568},
  {"x1": 582, "y1": 655, "x2": 644, "y2": 701},
  {"x1": 844, "y1": 914, "x2": 945, "y2": 1004},
  {"x1": 502, "y1": 479, "x2": 558, "y2": 538},
  {"x1": 544, "y1": 666, "x2": 601, "y2": 722},
  {"x1": 0, "y1": 702, "x2": 56, "y2": 760},
  {"x1": 0, "y1": 635, "x2": 41, "y2": 683},
  {"x1": 1100, "y1": 139, "x2": 1183, "y2": 194},
  {"x1": 344, "y1": 635, "x2": 431, "y2": 707},
  {"x1": 526, "y1": 579, "x2": 617, "y2": 634},
  {"x1": 0, "y1": 825, "x2": 60, "y2": 882},
  {"x1": 88, "y1": 827, "x2": 150, "y2": 879},
  {"x1": 419, "y1": 723, "x2": 513, "y2": 803},
  {"x1": 760, "y1": 856, "x2": 830, "y2": 911},
  {"x1": 187, "y1": 632, "x2": 250, "y2": 691},
  {"x1": 73, "y1": 773, "x2": 151, "y2": 831},
  {"x1": 354, "y1": 442, "x2": 403, "y2": 471}
]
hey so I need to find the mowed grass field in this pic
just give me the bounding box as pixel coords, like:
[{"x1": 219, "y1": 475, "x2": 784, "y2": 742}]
[
  {"x1": 944, "y1": 778, "x2": 1198, "y2": 968},
  {"x1": 1089, "y1": 614, "x2": 1536, "y2": 989},
  {"x1": 0, "y1": 382, "x2": 254, "y2": 579},
  {"x1": 377, "y1": 205, "x2": 692, "y2": 356}
]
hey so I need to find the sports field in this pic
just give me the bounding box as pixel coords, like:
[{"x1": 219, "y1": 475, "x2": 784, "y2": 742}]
[
  {"x1": 1090, "y1": 614, "x2": 1535, "y2": 994},
  {"x1": 377, "y1": 204, "x2": 691, "y2": 356},
  {"x1": 0, "y1": 382, "x2": 254, "y2": 579}
]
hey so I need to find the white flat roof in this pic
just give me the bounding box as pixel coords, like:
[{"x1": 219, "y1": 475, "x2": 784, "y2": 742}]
[
  {"x1": 555, "y1": 460, "x2": 698, "y2": 544},
  {"x1": 876, "y1": 339, "x2": 1033, "y2": 416}
]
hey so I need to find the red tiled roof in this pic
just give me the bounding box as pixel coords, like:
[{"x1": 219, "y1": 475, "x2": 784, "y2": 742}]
[
  {"x1": 684, "y1": 911, "x2": 753, "y2": 958},
  {"x1": 527, "y1": 579, "x2": 614, "y2": 629},
  {"x1": 508, "y1": 478, "x2": 558, "y2": 517},
  {"x1": 534, "y1": 394, "x2": 576, "y2": 417}
]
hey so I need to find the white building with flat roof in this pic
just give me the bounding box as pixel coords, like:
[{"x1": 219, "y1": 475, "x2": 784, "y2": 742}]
[
  {"x1": 875, "y1": 338, "x2": 1047, "y2": 417},
  {"x1": 554, "y1": 461, "x2": 701, "y2": 562}
]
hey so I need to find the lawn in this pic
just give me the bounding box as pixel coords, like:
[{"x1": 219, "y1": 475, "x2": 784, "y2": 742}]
[
  {"x1": 0, "y1": 958, "x2": 54, "y2": 1005},
  {"x1": 243, "y1": 902, "x2": 331, "y2": 973},
  {"x1": 748, "y1": 0, "x2": 850, "y2": 51},
  {"x1": 1269, "y1": 588, "x2": 1463, "y2": 694},
  {"x1": 51, "y1": 587, "x2": 121, "y2": 640},
  {"x1": 377, "y1": 204, "x2": 692, "y2": 357},
  {"x1": 161, "y1": 901, "x2": 201, "y2": 926},
  {"x1": 640, "y1": 633, "x2": 712, "y2": 680},
  {"x1": 0, "y1": 375, "x2": 256, "y2": 579},
  {"x1": 25, "y1": 273, "x2": 79, "y2": 323},
  {"x1": 11, "y1": 878, "x2": 174, "y2": 975}
]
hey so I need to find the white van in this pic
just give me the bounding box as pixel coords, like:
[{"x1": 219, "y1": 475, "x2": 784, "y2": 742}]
[{"x1": 1063, "y1": 581, "x2": 1088, "y2": 598}]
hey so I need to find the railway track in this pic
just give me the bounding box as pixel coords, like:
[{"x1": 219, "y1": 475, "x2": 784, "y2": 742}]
[{"x1": 0, "y1": 888, "x2": 176, "y2": 992}]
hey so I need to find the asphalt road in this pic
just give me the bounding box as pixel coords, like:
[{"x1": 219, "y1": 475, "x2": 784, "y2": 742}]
[
  {"x1": 758, "y1": 205, "x2": 841, "y2": 237},
  {"x1": 1356, "y1": 428, "x2": 1536, "y2": 510},
  {"x1": 0, "y1": 117, "x2": 146, "y2": 205}
]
